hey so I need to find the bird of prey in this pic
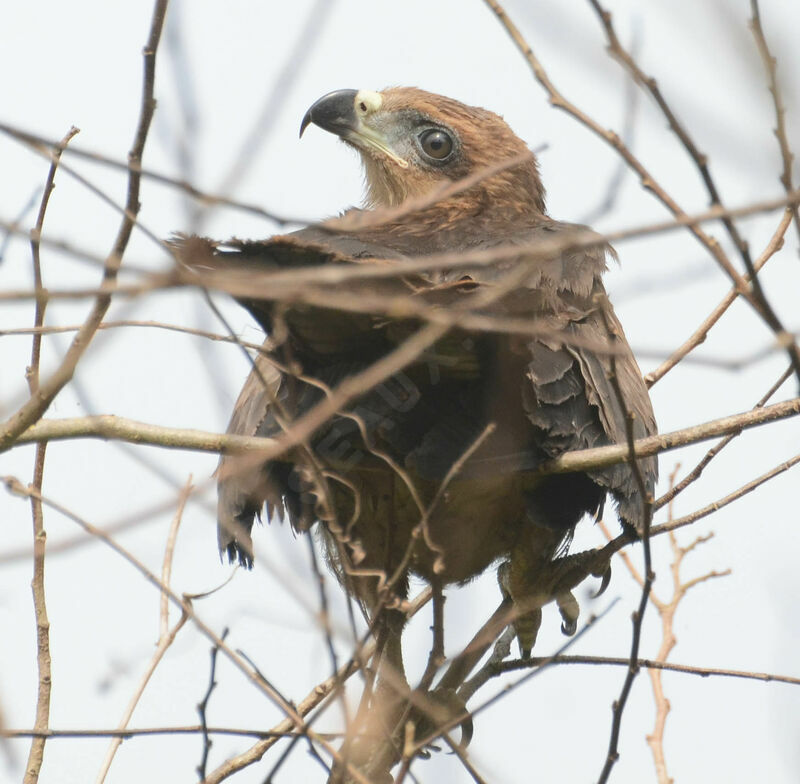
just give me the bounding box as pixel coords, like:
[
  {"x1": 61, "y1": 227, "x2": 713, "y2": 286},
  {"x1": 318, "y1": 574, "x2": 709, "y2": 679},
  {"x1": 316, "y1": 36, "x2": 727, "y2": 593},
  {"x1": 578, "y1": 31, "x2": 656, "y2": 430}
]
[{"x1": 179, "y1": 86, "x2": 657, "y2": 779}]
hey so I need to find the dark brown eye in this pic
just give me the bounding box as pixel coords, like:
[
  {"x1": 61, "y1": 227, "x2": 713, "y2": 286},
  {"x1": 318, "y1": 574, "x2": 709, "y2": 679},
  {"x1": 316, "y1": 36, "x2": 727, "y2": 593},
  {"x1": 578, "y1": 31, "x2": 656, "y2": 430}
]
[{"x1": 419, "y1": 129, "x2": 453, "y2": 160}]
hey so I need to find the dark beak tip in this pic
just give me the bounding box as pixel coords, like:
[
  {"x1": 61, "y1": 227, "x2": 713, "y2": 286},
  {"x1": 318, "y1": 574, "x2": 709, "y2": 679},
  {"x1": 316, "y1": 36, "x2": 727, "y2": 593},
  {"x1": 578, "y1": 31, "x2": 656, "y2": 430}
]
[
  {"x1": 299, "y1": 111, "x2": 313, "y2": 139},
  {"x1": 299, "y1": 89, "x2": 360, "y2": 141}
]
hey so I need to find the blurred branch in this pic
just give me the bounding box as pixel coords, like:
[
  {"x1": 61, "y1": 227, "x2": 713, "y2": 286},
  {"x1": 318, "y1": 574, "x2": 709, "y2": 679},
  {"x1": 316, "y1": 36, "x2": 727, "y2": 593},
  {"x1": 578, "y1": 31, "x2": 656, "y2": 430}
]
[
  {"x1": 10, "y1": 133, "x2": 169, "y2": 252},
  {"x1": 3, "y1": 317, "x2": 799, "y2": 376},
  {"x1": 95, "y1": 478, "x2": 193, "y2": 784},
  {"x1": 216, "y1": 0, "x2": 337, "y2": 198},
  {"x1": 0, "y1": 320, "x2": 267, "y2": 350},
  {"x1": 0, "y1": 479, "x2": 375, "y2": 784},
  {"x1": 579, "y1": 19, "x2": 641, "y2": 225},
  {"x1": 587, "y1": 0, "x2": 765, "y2": 288},
  {"x1": 3, "y1": 189, "x2": 800, "y2": 307},
  {"x1": 198, "y1": 589, "x2": 431, "y2": 784},
  {"x1": 749, "y1": 0, "x2": 800, "y2": 245},
  {"x1": 0, "y1": 0, "x2": 168, "y2": 451},
  {"x1": 483, "y1": 0, "x2": 800, "y2": 383},
  {"x1": 0, "y1": 122, "x2": 310, "y2": 227},
  {"x1": 5, "y1": 647, "x2": 797, "y2": 739},
  {"x1": 305, "y1": 535, "x2": 352, "y2": 739},
  {"x1": 0, "y1": 187, "x2": 41, "y2": 263},
  {"x1": 646, "y1": 208, "x2": 792, "y2": 385},
  {"x1": 3, "y1": 727, "x2": 341, "y2": 740}
]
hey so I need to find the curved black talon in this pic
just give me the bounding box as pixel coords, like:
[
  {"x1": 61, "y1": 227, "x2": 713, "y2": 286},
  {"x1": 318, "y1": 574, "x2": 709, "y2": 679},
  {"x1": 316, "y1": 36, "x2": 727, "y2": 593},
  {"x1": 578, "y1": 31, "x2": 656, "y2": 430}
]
[
  {"x1": 592, "y1": 562, "x2": 612, "y2": 598},
  {"x1": 556, "y1": 591, "x2": 579, "y2": 637},
  {"x1": 560, "y1": 618, "x2": 577, "y2": 636},
  {"x1": 458, "y1": 714, "x2": 474, "y2": 748}
]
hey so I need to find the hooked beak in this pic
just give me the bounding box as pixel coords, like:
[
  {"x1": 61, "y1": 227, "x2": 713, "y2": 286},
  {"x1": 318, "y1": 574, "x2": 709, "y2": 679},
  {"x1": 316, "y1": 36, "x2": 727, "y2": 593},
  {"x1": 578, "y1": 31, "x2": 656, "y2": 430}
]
[
  {"x1": 300, "y1": 88, "x2": 359, "y2": 138},
  {"x1": 299, "y1": 88, "x2": 408, "y2": 168}
]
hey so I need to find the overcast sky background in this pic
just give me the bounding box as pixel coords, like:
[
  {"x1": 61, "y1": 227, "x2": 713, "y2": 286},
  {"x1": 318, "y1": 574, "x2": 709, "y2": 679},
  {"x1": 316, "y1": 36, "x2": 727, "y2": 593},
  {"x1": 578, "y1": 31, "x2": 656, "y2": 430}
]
[{"x1": 2, "y1": 1, "x2": 799, "y2": 782}]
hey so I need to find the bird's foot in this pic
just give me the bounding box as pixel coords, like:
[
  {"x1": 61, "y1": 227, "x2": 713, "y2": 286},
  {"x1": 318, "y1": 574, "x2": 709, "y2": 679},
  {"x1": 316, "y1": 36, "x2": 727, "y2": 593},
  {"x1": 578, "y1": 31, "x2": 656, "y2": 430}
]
[
  {"x1": 546, "y1": 547, "x2": 613, "y2": 603},
  {"x1": 499, "y1": 547, "x2": 613, "y2": 655}
]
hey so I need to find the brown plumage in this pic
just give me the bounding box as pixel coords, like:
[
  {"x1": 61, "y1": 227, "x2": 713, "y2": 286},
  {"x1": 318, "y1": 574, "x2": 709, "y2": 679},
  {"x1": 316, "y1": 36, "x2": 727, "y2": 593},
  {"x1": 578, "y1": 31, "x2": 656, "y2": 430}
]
[{"x1": 178, "y1": 87, "x2": 657, "y2": 781}]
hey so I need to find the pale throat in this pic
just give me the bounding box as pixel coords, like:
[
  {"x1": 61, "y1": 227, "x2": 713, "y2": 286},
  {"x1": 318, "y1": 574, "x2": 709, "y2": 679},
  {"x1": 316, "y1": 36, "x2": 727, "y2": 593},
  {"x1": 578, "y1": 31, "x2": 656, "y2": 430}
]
[{"x1": 361, "y1": 155, "x2": 446, "y2": 209}]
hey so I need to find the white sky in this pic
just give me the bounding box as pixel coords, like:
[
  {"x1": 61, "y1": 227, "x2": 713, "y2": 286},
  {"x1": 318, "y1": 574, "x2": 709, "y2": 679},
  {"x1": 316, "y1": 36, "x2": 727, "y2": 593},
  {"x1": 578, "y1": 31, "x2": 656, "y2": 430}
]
[{"x1": 1, "y1": 1, "x2": 799, "y2": 782}]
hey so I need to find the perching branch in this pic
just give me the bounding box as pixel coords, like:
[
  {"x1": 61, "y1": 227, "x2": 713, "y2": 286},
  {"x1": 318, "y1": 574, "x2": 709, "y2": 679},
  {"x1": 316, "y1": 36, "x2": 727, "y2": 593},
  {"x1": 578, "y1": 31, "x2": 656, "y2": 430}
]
[{"x1": 11, "y1": 397, "x2": 800, "y2": 476}]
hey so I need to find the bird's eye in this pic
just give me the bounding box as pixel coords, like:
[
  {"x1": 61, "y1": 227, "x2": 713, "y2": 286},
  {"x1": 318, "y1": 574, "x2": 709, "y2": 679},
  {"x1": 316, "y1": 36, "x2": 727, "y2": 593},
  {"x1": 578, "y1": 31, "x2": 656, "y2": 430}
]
[{"x1": 418, "y1": 129, "x2": 454, "y2": 161}]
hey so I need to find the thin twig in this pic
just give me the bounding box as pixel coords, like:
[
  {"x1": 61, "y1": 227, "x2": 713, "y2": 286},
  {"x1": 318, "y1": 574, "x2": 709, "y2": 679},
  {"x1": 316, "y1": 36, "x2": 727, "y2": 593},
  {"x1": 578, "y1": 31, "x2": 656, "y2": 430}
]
[
  {"x1": 587, "y1": 0, "x2": 771, "y2": 311},
  {"x1": 0, "y1": 121, "x2": 310, "y2": 227},
  {"x1": 0, "y1": 319, "x2": 270, "y2": 351},
  {"x1": 3, "y1": 188, "x2": 800, "y2": 308},
  {"x1": 651, "y1": 451, "x2": 800, "y2": 537},
  {"x1": 605, "y1": 466, "x2": 729, "y2": 783},
  {"x1": 3, "y1": 727, "x2": 342, "y2": 740},
  {"x1": 749, "y1": 0, "x2": 800, "y2": 245},
  {"x1": 305, "y1": 535, "x2": 352, "y2": 737},
  {"x1": 595, "y1": 299, "x2": 654, "y2": 784},
  {"x1": 491, "y1": 655, "x2": 800, "y2": 687},
  {"x1": 411, "y1": 601, "x2": 619, "y2": 758},
  {"x1": 198, "y1": 589, "x2": 431, "y2": 784},
  {"x1": 22, "y1": 123, "x2": 79, "y2": 784},
  {"x1": 643, "y1": 525, "x2": 730, "y2": 784},
  {"x1": 646, "y1": 208, "x2": 792, "y2": 386},
  {"x1": 95, "y1": 477, "x2": 194, "y2": 784},
  {"x1": 655, "y1": 365, "x2": 792, "y2": 510},
  {"x1": 3, "y1": 316, "x2": 799, "y2": 375},
  {"x1": 482, "y1": 0, "x2": 800, "y2": 383},
  {"x1": 197, "y1": 628, "x2": 229, "y2": 780},
  {"x1": 0, "y1": 479, "x2": 377, "y2": 784},
  {"x1": 0, "y1": 0, "x2": 168, "y2": 451}
]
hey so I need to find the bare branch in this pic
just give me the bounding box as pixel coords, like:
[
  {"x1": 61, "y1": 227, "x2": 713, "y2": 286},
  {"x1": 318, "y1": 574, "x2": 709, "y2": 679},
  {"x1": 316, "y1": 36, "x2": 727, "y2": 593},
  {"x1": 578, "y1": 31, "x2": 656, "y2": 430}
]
[
  {"x1": 749, "y1": 0, "x2": 800, "y2": 244},
  {"x1": 587, "y1": 0, "x2": 772, "y2": 311},
  {"x1": 95, "y1": 478, "x2": 194, "y2": 784},
  {"x1": 655, "y1": 365, "x2": 792, "y2": 510},
  {"x1": 652, "y1": 451, "x2": 800, "y2": 537},
  {"x1": 196, "y1": 628, "x2": 229, "y2": 780},
  {"x1": 12, "y1": 397, "x2": 800, "y2": 477},
  {"x1": 0, "y1": 0, "x2": 169, "y2": 451},
  {"x1": 1, "y1": 478, "x2": 377, "y2": 784},
  {"x1": 492, "y1": 655, "x2": 800, "y2": 687},
  {"x1": 482, "y1": 0, "x2": 800, "y2": 382},
  {"x1": 22, "y1": 123, "x2": 79, "y2": 784},
  {"x1": 646, "y1": 208, "x2": 793, "y2": 386},
  {"x1": 0, "y1": 121, "x2": 310, "y2": 227}
]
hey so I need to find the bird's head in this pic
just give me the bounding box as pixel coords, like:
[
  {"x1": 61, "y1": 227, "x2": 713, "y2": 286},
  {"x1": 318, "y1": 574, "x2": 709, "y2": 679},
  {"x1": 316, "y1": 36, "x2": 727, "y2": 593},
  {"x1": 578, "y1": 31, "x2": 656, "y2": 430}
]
[{"x1": 300, "y1": 87, "x2": 546, "y2": 225}]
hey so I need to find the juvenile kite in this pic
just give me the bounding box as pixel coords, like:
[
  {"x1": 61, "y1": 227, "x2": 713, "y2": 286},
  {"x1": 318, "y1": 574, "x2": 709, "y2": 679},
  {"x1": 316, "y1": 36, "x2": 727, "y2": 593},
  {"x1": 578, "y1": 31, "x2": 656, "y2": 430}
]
[{"x1": 179, "y1": 87, "x2": 657, "y2": 780}]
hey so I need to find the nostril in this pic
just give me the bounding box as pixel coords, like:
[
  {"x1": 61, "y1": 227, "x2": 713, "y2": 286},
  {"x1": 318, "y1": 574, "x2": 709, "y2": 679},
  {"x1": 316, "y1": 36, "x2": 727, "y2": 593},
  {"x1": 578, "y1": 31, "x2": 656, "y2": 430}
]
[{"x1": 359, "y1": 101, "x2": 367, "y2": 113}]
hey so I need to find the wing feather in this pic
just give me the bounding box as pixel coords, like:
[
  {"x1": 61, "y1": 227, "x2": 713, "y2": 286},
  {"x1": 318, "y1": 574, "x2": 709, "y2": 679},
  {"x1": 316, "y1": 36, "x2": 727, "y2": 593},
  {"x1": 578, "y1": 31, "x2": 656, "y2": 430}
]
[{"x1": 184, "y1": 215, "x2": 657, "y2": 563}]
